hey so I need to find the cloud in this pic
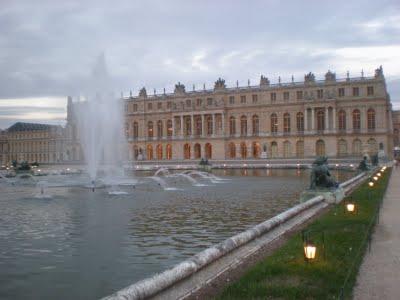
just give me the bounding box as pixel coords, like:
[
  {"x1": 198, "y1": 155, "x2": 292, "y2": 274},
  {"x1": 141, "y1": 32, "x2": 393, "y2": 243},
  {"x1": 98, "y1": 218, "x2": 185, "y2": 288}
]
[{"x1": 0, "y1": 0, "x2": 400, "y2": 127}]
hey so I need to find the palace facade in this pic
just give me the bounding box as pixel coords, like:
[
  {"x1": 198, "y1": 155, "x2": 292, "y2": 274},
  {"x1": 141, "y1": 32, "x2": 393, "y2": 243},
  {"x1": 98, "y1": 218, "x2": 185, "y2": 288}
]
[
  {"x1": 3, "y1": 122, "x2": 67, "y2": 165},
  {"x1": 0, "y1": 67, "x2": 397, "y2": 165},
  {"x1": 124, "y1": 67, "x2": 394, "y2": 161}
]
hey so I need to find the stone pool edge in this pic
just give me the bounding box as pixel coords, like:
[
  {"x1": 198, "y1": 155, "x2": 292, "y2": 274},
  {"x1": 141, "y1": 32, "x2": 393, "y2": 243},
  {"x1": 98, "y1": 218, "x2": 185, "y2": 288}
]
[{"x1": 102, "y1": 172, "x2": 369, "y2": 300}]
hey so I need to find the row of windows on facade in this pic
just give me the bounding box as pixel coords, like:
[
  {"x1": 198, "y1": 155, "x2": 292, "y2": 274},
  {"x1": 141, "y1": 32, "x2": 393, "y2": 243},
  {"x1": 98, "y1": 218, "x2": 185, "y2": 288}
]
[
  {"x1": 8, "y1": 152, "x2": 61, "y2": 163},
  {"x1": 134, "y1": 138, "x2": 379, "y2": 161},
  {"x1": 125, "y1": 86, "x2": 375, "y2": 112},
  {"x1": 126, "y1": 108, "x2": 377, "y2": 138}
]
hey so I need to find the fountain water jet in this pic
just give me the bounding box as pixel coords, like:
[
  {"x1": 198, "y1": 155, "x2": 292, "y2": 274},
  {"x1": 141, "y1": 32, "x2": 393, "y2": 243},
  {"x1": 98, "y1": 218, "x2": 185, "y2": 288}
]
[{"x1": 73, "y1": 53, "x2": 127, "y2": 183}]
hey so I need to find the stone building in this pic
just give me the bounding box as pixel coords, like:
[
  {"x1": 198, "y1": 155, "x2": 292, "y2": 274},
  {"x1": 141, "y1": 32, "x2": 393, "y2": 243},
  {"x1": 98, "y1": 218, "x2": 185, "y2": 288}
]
[
  {"x1": 124, "y1": 67, "x2": 394, "y2": 161},
  {"x1": 0, "y1": 130, "x2": 8, "y2": 166},
  {"x1": 5, "y1": 122, "x2": 66, "y2": 164},
  {"x1": 392, "y1": 110, "x2": 400, "y2": 148}
]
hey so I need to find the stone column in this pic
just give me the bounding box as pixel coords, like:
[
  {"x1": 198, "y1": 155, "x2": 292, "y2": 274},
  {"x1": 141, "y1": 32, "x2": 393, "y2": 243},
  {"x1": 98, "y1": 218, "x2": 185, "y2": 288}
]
[
  {"x1": 325, "y1": 107, "x2": 328, "y2": 131},
  {"x1": 172, "y1": 117, "x2": 175, "y2": 137},
  {"x1": 191, "y1": 114, "x2": 194, "y2": 137},
  {"x1": 222, "y1": 113, "x2": 225, "y2": 137},
  {"x1": 332, "y1": 107, "x2": 336, "y2": 132},
  {"x1": 311, "y1": 108, "x2": 315, "y2": 131},
  {"x1": 201, "y1": 114, "x2": 205, "y2": 137},
  {"x1": 212, "y1": 114, "x2": 216, "y2": 137},
  {"x1": 305, "y1": 109, "x2": 308, "y2": 131},
  {"x1": 180, "y1": 115, "x2": 184, "y2": 137}
]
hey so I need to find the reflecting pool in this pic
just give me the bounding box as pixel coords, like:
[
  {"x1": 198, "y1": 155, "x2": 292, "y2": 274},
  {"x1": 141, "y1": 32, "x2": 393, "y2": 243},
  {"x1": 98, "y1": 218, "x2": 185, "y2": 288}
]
[{"x1": 0, "y1": 169, "x2": 354, "y2": 300}]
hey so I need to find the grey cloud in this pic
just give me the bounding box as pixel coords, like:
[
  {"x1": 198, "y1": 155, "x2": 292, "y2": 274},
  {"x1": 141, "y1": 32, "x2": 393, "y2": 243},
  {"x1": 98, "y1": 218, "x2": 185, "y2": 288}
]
[{"x1": 0, "y1": 0, "x2": 399, "y2": 100}]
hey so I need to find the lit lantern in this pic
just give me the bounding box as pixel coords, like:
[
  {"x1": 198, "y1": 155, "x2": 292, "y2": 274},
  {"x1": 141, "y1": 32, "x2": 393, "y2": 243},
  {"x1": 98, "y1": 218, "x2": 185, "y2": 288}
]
[
  {"x1": 377, "y1": 172, "x2": 382, "y2": 177},
  {"x1": 373, "y1": 176, "x2": 378, "y2": 181},
  {"x1": 368, "y1": 181, "x2": 374, "y2": 187},
  {"x1": 304, "y1": 242, "x2": 317, "y2": 260},
  {"x1": 346, "y1": 203, "x2": 355, "y2": 213}
]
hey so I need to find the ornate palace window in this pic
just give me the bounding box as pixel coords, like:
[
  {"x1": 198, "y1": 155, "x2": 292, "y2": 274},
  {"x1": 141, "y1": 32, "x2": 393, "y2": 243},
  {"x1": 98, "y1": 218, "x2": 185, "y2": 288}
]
[
  {"x1": 283, "y1": 113, "x2": 291, "y2": 133},
  {"x1": 133, "y1": 122, "x2": 138, "y2": 138},
  {"x1": 167, "y1": 120, "x2": 173, "y2": 136},
  {"x1": 252, "y1": 115, "x2": 259, "y2": 136},
  {"x1": 352, "y1": 109, "x2": 361, "y2": 131},
  {"x1": 147, "y1": 121, "x2": 153, "y2": 137},
  {"x1": 338, "y1": 110, "x2": 346, "y2": 131},
  {"x1": 317, "y1": 110, "x2": 325, "y2": 131},
  {"x1": 296, "y1": 112, "x2": 304, "y2": 132},
  {"x1": 157, "y1": 120, "x2": 163, "y2": 138},
  {"x1": 229, "y1": 116, "x2": 236, "y2": 136},
  {"x1": 367, "y1": 108, "x2": 375, "y2": 130},
  {"x1": 271, "y1": 113, "x2": 278, "y2": 134},
  {"x1": 240, "y1": 115, "x2": 247, "y2": 136}
]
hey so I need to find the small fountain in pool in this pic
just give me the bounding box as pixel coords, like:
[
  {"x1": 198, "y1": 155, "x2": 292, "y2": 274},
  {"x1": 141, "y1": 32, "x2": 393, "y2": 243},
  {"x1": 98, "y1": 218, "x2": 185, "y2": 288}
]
[{"x1": 35, "y1": 181, "x2": 52, "y2": 199}]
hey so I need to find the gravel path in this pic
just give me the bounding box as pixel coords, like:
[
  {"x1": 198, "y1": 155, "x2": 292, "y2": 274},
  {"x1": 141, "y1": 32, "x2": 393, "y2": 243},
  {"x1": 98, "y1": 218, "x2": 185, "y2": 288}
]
[{"x1": 353, "y1": 166, "x2": 400, "y2": 300}]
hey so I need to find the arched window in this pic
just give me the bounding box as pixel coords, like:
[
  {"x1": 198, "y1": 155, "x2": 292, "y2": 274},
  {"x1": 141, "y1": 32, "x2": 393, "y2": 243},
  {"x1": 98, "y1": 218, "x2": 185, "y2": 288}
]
[
  {"x1": 183, "y1": 143, "x2": 191, "y2": 159},
  {"x1": 338, "y1": 139, "x2": 347, "y2": 156},
  {"x1": 166, "y1": 144, "x2": 172, "y2": 160},
  {"x1": 228, "y1": 142, "x2": 236, "y2": 158},
  {"x1": 394, "y1": 129, "x2": 400, "y2": 146},
  {"x1": 338, "y1": 110, "x2": 346, "y2": 131},
  {"x1": 240, "y1": 115, "x2": 247, "y2": 136},
  {"x1": 317, "y1": 110, "x2": 325, "y2": 131},
  {"x1": 194, "y1": 143, "x2": 201, "y2": 159},
  {"x1": 296, "y1": 112, "x2": 304, "y2": 132},
  {"x1": 296, "y1": 140, "x2": 304, "y2": 158},
  {"x1": 271, "y1": 113, "x2": 278, "y2": 134},
  {"x1": 185, "y1": 117, "x2": 191, "y2": 136},
  {"x1": 167, "y1": 120, "x2": 173, "y2": 137},
  {"x1": 206, "y1": 116, "x2": 213, "y2": 135},
  {"x1": 133, "y1": 122, "x2": 139, "y2": 138},
  {"x1": 252, "y1": 115, "x2": 259, "y2": 136},
  {"x1": 240, "y1": 142, "x2": 247, "y2": 159},
  {"x1": 147, "y1": 121, "x2": 153, "y2": 137},
  {"x1": 157, "y1": 120, "x2": 163, "y2": 138},
  {"x1": 229, "y1": 116, "x2": 236, "y2": 136},
  {"x1": 205, "y1": 143, "x2": 212, "y2": 159},
  {"x1": 146, "y1": 144, "x2": 153, "y2": 160},
  {"x1": 352, "y1": 139, "x2": 362, "y2": 155},
  {"x1": 283, "y1": 113, "x2": 290, "y2": 133},
  {"x1": 316, "y1": 140, "x2": 325, "y2": 156},
  {"x1": 195, "y1": 117, "x2": 202, "y2": 136},
  {"x1": 367, "y1": 138, "x2": 378, "y2": 155},
  {"x1": 367, "y1": 108, "x2": 375, "y2": 130},
  {"x1": 283, "y1": 141, "x2": 291, "y2": 158},
  {"x1": 252, "y1": 142, "x2": 261, "y2": 158},
  {"x1": 271, "y1": 141, "x2": 278, "y2": 158},
  {"x1": 156, "y1": 144, "x2": 163, "y2": 159},
  {"x1": 352, "y1": 109, "x2": 361, "y2": 130},
  {"x1": 133, "y1": 145, "x2": 139, "y2": 160}
]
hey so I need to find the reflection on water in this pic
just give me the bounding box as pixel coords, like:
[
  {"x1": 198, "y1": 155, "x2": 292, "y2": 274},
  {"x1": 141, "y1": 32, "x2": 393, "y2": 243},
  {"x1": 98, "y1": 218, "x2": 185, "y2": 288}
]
[{"x1": 0, "y1": 169, "x2": 354, "y2": 300}]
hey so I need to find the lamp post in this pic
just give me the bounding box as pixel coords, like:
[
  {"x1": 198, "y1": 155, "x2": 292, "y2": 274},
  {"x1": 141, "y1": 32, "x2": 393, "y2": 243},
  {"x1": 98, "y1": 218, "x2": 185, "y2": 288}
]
[
  {"x1": 302, "y1": 230, "x2": 325, "y2": 262},
  {"x1": 368, "y1": 178, "x2": 374, "y2": 201}
]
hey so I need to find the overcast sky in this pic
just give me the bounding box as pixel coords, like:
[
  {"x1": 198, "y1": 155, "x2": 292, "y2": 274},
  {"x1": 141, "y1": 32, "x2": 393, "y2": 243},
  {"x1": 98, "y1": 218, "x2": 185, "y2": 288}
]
[{"x1": 0, "y1": 0, "x2": 399, "y2": 129}]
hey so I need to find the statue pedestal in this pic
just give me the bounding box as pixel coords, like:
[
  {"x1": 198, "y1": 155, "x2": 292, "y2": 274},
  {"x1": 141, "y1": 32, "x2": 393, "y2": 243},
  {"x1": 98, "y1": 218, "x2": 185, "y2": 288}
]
[
  {"x1": 300, "y1": 187, "x2": 345, "y2": 204},
  {"x1": 261, "y1": 152, "x2": 267, "y2": 159}
]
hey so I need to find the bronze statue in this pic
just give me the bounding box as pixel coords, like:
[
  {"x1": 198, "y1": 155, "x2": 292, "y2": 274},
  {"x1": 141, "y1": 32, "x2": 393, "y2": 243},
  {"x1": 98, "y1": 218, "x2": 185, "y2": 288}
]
[
  {"x1": 358, "y1": 156, "x2": 370, "y2": 171},
  {"x1": 310, "y1": 156, "x2": 338, "y2": 189}
]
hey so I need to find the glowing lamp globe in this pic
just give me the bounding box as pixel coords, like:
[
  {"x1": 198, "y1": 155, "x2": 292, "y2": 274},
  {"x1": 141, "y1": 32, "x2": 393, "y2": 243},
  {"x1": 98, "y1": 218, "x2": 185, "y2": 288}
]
[
  {"x1": 346, "y1": 203, "x2": 355, "y2": 213},
  {"x1": 373, "y1": 176, "x2": 378, "y2": 181},
  {"x1": 368, "y1": 181, "x2": 374, "y2": 187},
  {"x1": 377, "y1": 172, "x2": 382, "y2": 177},
  {"x1": 304, "y1": 243, "x2": 317, "y2": 260}
]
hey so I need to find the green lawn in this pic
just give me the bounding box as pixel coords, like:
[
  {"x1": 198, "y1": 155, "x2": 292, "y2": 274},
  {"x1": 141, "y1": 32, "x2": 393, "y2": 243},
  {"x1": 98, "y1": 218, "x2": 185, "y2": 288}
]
[{"x1": 217, "y1": 168, "x2": 391, "y2": 300}]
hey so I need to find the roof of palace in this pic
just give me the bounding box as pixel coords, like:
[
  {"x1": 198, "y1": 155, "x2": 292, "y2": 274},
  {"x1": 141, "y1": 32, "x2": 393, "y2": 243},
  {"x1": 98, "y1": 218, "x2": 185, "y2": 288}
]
[{"x1": 7, "y1": 122, "x2": 59, "y2": 132}]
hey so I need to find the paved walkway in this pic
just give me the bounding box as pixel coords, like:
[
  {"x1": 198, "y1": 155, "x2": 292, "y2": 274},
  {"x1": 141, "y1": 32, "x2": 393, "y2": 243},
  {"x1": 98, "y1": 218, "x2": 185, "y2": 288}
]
[{"x1": 354, "y1": 166, "x2": 400, "y2": 300}]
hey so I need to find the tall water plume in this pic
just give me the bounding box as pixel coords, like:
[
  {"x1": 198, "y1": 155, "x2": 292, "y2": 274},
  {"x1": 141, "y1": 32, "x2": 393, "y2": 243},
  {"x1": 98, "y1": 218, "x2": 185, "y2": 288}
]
[{"x1": 74, "y1": 54, "x2": 127, "y2": 181}]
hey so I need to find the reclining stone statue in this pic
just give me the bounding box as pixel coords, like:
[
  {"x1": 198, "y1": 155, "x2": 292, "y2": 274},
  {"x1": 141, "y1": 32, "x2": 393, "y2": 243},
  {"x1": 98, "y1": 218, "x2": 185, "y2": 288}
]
[{"x1": 309, "y1": 156, "x2": 339, "y2": 190}]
